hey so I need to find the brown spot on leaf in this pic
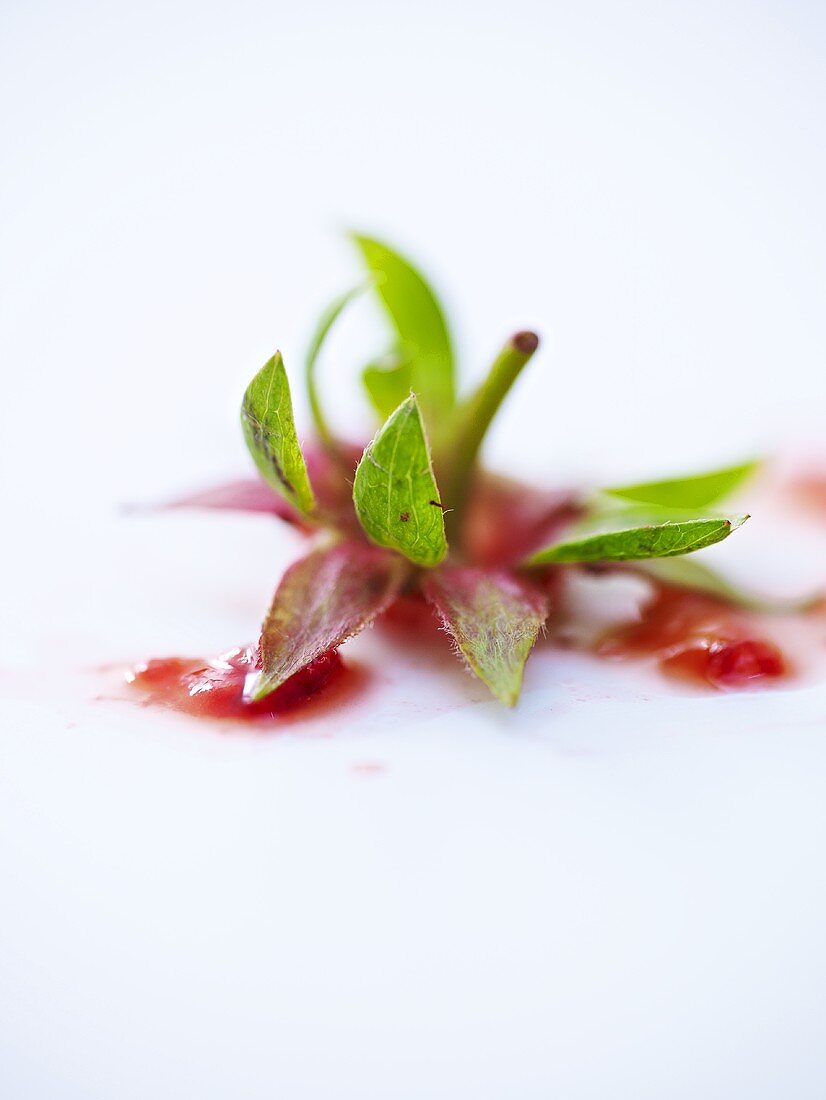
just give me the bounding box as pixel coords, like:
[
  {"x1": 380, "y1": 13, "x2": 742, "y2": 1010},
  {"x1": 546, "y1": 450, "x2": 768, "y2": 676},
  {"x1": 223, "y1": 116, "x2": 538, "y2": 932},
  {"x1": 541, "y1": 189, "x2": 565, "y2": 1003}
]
[{"x1": 399, "y1": 511, "x2": 410, "y2": 522}]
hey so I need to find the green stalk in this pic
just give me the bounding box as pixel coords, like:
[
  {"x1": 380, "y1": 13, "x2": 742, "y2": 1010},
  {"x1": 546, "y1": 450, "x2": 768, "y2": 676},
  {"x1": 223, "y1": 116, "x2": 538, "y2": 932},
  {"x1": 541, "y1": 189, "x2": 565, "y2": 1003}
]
[
  {"x1": 441, "y1": 331, "x2": 539, "y2": 541},
  {"x1": 304, "y1": 283, "x2": 367, "y2": 465}
]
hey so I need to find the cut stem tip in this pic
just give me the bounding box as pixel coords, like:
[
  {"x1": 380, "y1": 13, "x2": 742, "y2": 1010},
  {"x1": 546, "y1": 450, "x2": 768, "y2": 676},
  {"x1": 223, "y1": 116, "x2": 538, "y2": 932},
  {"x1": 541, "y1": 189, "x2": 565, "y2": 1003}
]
[{"x1": 512, "y1": 330, "x2": 539, "y2": 355}]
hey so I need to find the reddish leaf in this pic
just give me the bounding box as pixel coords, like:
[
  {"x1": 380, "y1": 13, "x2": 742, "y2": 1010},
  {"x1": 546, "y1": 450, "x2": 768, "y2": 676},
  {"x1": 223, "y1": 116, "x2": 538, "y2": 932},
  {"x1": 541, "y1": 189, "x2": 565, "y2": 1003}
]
[
  {"x1": 462, "y1": 472, "x2": 582, "y2": 567},
  {"x1": 163, "y1": 477, "x2": 301, "y2": 522},
  {"x1": 424, "y1": 566, "x2": 551, "y2": 705},
  {"x1": 159, "y1": 442, "x2": 366, "y2": 533},
  {"x1": 253, "y1": 540, "x2": 408, "y2": 700}
]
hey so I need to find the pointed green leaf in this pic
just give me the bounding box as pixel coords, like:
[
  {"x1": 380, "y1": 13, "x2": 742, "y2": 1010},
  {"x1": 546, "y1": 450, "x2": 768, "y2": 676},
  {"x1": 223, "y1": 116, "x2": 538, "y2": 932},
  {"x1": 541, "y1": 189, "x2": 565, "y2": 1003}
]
[
  {"x1": 632, "y1": 556, "x2": 820, "y2": 614},
  {"x1": 352, "y1": 394, "x2": 448, "y2": 567},
  {"x1": 351, "y1": 233, "x2": 455, "y2": 419},
  {"x1": 305, "y1": 283, "x2": 367, "y2": 449},
  {"x1": 601, "y1": 460, "x2": 759, "y2": 510},
  {"x1": 525, "y1": 510, "x2": 749, "y2": 565},
  {"x1": 240, "y1": 352, "x2": 316, "y2": 517},
  {"x1": 423, "y1": 567, "x2": 550, "y2": 706},
  {"x1": 362, "y1": 354, "x2": 413, "y2": 420},
  {"x1": 253, "y1": 541, "x2": 408, "y2": 701}
]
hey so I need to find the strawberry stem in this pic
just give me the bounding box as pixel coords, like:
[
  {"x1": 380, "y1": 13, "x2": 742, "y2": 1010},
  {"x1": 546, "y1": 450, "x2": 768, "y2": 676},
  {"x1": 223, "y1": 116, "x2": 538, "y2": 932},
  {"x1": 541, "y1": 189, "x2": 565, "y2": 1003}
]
[{"x1": 441, "y1": 331, "x2": 539, "y2": 541}]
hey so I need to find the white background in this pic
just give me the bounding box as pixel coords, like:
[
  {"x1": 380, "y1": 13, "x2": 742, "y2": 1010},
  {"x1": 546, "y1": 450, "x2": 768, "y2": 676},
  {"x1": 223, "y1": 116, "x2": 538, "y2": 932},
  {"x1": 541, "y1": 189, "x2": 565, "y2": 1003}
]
[{"x1": 2, "y1": 2, "x2": 826, "y2": 1097}]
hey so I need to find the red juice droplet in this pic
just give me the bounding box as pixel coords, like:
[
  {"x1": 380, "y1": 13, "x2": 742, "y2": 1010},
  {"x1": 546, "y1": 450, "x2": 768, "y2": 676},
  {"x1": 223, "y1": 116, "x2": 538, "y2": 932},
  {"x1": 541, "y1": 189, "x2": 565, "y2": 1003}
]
[
  {"x1": 127, "y1": 645, "x2": 344, "y2": 720},
  {"x1": 598, "y1": 585, "x2": 788, "y2": 690}
]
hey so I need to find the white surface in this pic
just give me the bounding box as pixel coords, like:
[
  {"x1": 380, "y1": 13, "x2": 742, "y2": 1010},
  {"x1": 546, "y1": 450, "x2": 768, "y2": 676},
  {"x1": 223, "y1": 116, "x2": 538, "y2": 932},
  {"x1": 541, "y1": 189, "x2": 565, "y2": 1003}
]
[{"x1": 3, "y1": 2, "x2": 826, "y2": 1097}]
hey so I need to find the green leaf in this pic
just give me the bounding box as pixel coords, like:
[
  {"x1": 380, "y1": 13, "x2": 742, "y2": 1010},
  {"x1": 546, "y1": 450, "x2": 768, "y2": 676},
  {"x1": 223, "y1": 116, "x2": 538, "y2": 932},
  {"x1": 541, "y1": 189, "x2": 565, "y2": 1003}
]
[
  {"x1": 351, "y1": 233, "x2": 455, "y2": 420},
  {"x1": 352, "y1": 394, "x2": 448, "y2": 567},
  {"x1": 361, "y1": 354, "x2": 413, "y2": 420},
  {"x1": 253, "y1": 540, "x2": 408, "y2": 701},
  {"x1": 305, "y1": 283, "x2": 367, "y2": 450},
  {"x1": 525, "y1": 510, "x2": 749, "y2": 565},
  {"x1": 632, "y1": 556, "x2": 820, "y2": 614},
  {"x1": 424, "y1": 567, "x2": 550, "y2": 706},
  {"x1": 601, "y1": 459, "x2": 759, "y2": 510},
  {"x1": 240, "y1": 352, "x2": 316, "y2": 517}
]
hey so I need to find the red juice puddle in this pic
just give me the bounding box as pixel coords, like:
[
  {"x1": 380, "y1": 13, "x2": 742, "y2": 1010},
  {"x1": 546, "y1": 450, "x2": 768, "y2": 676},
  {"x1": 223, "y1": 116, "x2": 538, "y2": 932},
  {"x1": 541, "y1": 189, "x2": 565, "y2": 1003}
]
[
  {"x1": 788, "y1": 470, "x2": 826, "y2": 519},
  {"x1": 126, "y1": 645, "x2": 358, "y2": 722},
  {"x1": 595, "y1": 583, "x2": 788, "y2": 690},
  {"x1": 351, "y1": 761, "x2": 387, "y2": 776}
]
